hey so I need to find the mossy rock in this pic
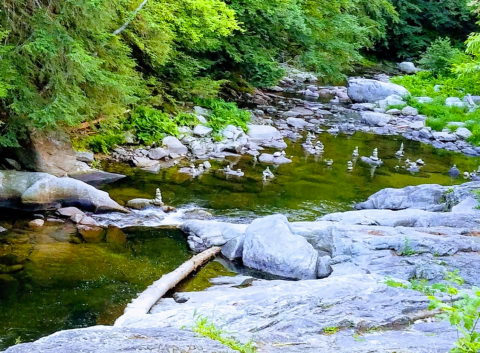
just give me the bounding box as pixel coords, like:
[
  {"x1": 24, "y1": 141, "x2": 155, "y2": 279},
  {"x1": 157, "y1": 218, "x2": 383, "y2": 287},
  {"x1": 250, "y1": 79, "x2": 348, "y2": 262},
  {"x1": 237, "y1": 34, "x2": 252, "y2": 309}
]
[
  {"x1": 78, "y1": 225, "x2": 105, "y2": 243},
  {"x1": 105, "y1": 225, "x2": 127, "y2": 245}
]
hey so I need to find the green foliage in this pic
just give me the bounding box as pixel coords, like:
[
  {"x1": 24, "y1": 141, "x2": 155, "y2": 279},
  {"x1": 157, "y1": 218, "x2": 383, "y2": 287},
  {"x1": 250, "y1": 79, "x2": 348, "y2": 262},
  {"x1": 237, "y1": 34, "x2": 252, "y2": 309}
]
[
  {"x1": 173, "y1": 112, "x2": 199, "y2": 128},
  {"x1": 81, "y1": 131, "x2": 125, "y2": 154},
  {"x1": 386, "y1": 270, "x2": 480, "y2": 353},
  {"x1": 400, "y1": 237, "x2": 416, "y2": 256},
  {"x1": 127, "y1": 106, "x2": 179, "y2": 145},
  {"x1": 391, "y1": 71, "x2": 480, "y2": 145},
  {"x1": 378, "y1": 0, "x2": 476, "y2": 59},
  {"x1": 418, "y1": 38, "x2": 465, "y2": 77},
  {"x1": 194, "y1": 99, "x2": 250, "y2": 133},
  {"x1": 192, "y1": 313, "x2": 256, "y2": 353}
]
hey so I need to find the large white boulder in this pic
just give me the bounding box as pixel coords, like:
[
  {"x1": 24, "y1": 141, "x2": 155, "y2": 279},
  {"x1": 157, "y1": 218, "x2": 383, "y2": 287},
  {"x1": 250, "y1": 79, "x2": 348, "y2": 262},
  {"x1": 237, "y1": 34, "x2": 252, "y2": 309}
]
[
  {"x1": 242, "y1": 215, "x2": 318, "y2": 279},
  {"x1": 0, "y1": 171, "x2": 127, "y2": 212},
  {"x1": 347, "y1": 78, "x2": 409, "y2": 103},
  {"x1": 246, "y1": 125, "x2": 282, "y2": 142}
]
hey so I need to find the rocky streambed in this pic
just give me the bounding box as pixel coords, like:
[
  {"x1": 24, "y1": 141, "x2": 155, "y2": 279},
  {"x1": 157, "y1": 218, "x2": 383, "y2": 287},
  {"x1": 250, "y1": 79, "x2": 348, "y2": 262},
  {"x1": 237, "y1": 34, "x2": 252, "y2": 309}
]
[{"x1": 3, "y1": 68, "x2": 480, "y2": 352}]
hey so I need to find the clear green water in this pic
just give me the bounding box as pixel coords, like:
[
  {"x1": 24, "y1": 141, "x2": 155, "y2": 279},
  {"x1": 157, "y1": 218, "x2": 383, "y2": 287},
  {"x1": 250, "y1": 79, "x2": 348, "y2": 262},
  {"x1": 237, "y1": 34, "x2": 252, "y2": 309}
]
[
  {"x1": 101, "y1": 131, "x2": 480, "y2": 221},
  {"x1": 0, "y1": 225, "x2": 234, "y2": 350}
]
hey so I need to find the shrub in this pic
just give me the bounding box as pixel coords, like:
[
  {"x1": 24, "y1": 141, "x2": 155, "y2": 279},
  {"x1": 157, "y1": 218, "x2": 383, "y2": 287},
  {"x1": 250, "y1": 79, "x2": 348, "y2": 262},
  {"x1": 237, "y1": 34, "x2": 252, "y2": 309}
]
[
  {"x1": 418, "y1": 38, "x2": 465, "y2": 77},
  {"x1": 194, "y1": 98, "x2": 251, "y2": 133},
  {"x1": 126, "y1": 106, "x2": 179, "y2": 145}
]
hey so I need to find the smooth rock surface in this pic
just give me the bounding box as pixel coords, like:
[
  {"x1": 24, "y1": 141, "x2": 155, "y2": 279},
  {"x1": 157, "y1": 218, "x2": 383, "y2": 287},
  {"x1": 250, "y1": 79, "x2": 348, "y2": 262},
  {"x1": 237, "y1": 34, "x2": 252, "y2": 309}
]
[
  {"x1": 347, "y1": 78, "x2": 409, "y2": 103},
  {"x1": 0, "y1": 171, "x2": 127, "y2": 213},
  {"x1": 242, "y1": 215, "x2": 318, "y2": 279}
]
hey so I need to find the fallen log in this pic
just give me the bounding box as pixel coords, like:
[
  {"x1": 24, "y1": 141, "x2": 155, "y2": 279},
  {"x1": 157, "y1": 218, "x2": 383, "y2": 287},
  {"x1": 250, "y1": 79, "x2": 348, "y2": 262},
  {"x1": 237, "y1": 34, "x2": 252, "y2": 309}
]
[{"x1": 114, "y1": 246, "x2": 221, "y2": 327}]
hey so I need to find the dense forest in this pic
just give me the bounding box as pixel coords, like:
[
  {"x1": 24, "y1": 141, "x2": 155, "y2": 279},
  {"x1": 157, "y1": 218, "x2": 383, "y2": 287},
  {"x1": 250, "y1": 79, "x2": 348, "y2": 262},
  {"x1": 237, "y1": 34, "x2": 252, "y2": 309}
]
[{"x1": 1, "y1": 0, "x2": 480, "y2": 149}]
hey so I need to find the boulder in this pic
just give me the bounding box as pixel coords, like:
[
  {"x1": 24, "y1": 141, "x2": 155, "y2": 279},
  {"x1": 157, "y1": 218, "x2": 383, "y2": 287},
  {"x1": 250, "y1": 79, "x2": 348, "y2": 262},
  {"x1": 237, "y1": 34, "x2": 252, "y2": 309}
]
[
  {"x1": 402, "y1": 106, "x2": 418, "y2": 116},
  {"x1": 126, "y1": 198, "x2": 152, "y2": 210},
  {"x1": 193, "y1": 125, "x2": 213, "y2": 137},
  {"x1": 286, "y1": 117, "x2": 308, "y2": 129},
  {"x1": 347, "y1": 78, "x2": 409, "y2": 103},
  {"x1": 242, "y1": 215, "x2": 318, "y2": 279},
  {"x1": 455, "y1": 127, "x2": 472, "y2": 140},
  {"x1": 148, "y1": 148, "x2": 168, "y2": 160},
  {"x1": 432, "y1": 131, "x2": 457, "y2": 142},
  {"x1": 181, "y1": 220, "x2": 247, "y2": 253},
  {"x1": 398, "y1": 62, "x2": 419, "y2": 74},
  {"x1": 355, "y1": 184, "x2": 448, "y2": 211},
  {"x1": 162, "y1": 136, "x2": 188, "y2": 156},
  {"x1": 258, "y1": 153, "x2": 292, "y2": 165},
  {"x1": 105, "y1": 225, "x2": 127, "y2": 244},
  {"x1": 69, "y1": 170, "x2": 126, "y2": 187},
  {"x1": 76, "y1": 151, "x2": 94, "y2": 163},
  {"x1": 133, "y1": 157, "x2": 158, "y2": 168},
  {"x1": 77, "y1": 225, "x2": 105, "y2": 243},
  {"x1": 377, "y1": 95, "x2": 407, "y2": 110},
  {"x1": 4, "y1": 129, "x2": 78, "y2": 177},
  {"x1": 28, "y1": 219, "x2": 44, "y2": 228},
  {"x1": 0, "y1": 171, "x2": 127, "y2": 213},
  {"x1": 415, "y1": 96, "x2": 434, "y2": 103},
  {"x1": 360, "y1": 112, "x2": 392, "y2": 127},
  {"x1": 445, "y1": 97, "x2": 466, "y2": 108},
  {"x1": 57, "y1": 207, "x2": 85, "y2": 218},
  {"x1": 246, "y1": 125, "x2": 282, "y2": 142}
]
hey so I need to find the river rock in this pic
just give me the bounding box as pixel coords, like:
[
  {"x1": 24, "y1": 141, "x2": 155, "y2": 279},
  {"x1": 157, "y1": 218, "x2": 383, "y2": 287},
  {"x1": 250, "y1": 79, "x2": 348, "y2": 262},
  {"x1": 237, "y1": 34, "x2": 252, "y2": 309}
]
[
  {"x1": 242, "y1": 215, "x2": 318, "y2": 279},
  {"x1": 377, "y1": 94, "x2": 407, "y2": 110},
  {"x1": 415, "y1": 96, "x2": 434, "y2": 103},
  {"x1": 445, "y1": 97, "x2": 466, "y2": 107},
  {"x1": 0, "y1": 171, "x2": 126, "y2": 213},
  {"x1": 286, "y1": 117, "x2": 308, "y2": 129},
  {"x1": 355, "y1": 184, "x2": 448, "y2": 211},
  {"x1": 126, "y1": 198, "x2": 152, "y2": 210},
  {"x1": 106, "y1": 225, "x2": 127, "y2": 244},
  {"x1": 78, "y1": 225, "x2": 105, "y2": 243},
  {"x1": 4, "y1": 129, "x2": 77, "y2": 177},
  {"x1": 398, "y1": 61, "x2": 419, "y2": 74},
  {"x1": 360, "y1": 112, "x2": 392, "y2": 127},
  {"x1": 28, "y1": 219, "x2": 44, "y2": 228},
  {"x1": 455, "y1": 127, "x2": 472, "y2": 139},
  {"x1": 70, "y1": 214, "x2": 83, "y2": 223},
  {"x1": 193, "y1": 125, "x2": 213, "y2": 137},
  {"x1": 76, "y1": 151, "x2": 94, "y2": 163},
  {"x1": 181, "y1": 220, "x2": 247, "y2": 253},
  {"x1": 78, "y1": 216, "x2": 100, "y2": 226},
  {"x1": 402, "y1": 106, "x2": 418, "y2": 116},
  {"x1": 347, "y1": 78, "x2": 409, "y2": 103},
  {"x1": 4, "y1": 158, "x2": 21, "y2": 171},
  {"x1": 432, "y1": 131, "x2": 457, "y2": 142},
  {"x1": 246, "y1": 125, "x2": 282, "y2": 142},
  {"x1": 284, "y1": 107, "x2": 314, "y2": 117},
  {"x1": 57, "y1": 207, "x2": 85, "y2": 217},
  {"x1": 133, "y1": 157, "x2": 158, "y2": 168},
  {"x1": 162, "y1": 136, "x2": 188, "y2": 156},
  {"x1": 148, "y1": 148, "x2": 168, "y2": 160},
  {"x1": 69, "y1": 170, "x2": 126, "y2": 187},
  {"x1": 258, "y1": 153, "x2": 292, "y2": 165}
]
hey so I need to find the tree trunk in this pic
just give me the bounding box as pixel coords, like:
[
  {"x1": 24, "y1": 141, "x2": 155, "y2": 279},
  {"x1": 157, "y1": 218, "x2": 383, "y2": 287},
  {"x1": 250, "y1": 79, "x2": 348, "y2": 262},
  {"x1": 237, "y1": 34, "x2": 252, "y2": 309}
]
[{"x1": 114, "y1": 246, "x2": 221, "y2": 327}]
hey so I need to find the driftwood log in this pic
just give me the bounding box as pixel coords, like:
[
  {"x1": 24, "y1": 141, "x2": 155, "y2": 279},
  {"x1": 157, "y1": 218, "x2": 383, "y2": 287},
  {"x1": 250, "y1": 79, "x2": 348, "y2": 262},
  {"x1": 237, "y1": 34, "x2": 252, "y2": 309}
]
[{"x1": 114, "y1": 246, "x2": 221, "y2": 327}]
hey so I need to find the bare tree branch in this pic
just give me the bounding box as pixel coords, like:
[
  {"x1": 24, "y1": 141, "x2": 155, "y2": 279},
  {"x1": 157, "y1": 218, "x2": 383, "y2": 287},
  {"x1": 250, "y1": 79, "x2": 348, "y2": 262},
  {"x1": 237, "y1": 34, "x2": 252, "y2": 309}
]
[{"x1": 113, "y1": 0, "x2": 148, "y2": 35}]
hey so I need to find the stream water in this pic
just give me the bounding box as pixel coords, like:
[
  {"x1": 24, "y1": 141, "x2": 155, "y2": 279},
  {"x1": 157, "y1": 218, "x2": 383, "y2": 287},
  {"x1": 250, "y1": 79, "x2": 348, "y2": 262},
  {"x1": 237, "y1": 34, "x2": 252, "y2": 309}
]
[{"x1": 1, "y1": 116, "x2": 480, "y2": 350}]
